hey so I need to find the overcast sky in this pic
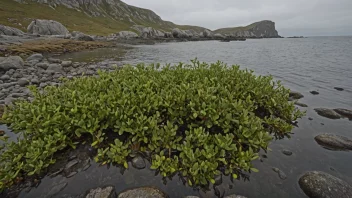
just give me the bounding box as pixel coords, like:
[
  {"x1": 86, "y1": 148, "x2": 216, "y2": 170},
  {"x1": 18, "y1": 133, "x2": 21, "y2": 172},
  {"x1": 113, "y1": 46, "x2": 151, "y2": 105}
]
[{"x1": 124, "y1": 0, "x2": 352, "y2": 36}]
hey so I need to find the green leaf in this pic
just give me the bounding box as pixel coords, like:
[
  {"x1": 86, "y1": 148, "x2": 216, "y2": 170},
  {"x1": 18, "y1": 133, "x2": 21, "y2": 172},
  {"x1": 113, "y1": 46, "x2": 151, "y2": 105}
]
[
  {"x1": 250, "y1": 168, "x2": 259, "y2": 173},
  {"x1": 124, "y1": 161, "x2": 129, "y2": 169},
  {"x1": 232, "y1": 174, "x2": 238, "y2": 179},
  {"x1": 91, "y1": 141, "x2": 99, "y2": 147}
]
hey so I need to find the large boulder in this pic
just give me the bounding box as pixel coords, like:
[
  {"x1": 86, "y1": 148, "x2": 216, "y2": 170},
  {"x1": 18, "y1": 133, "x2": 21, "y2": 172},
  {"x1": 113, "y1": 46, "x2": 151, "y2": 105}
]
[
  {"x1": 0, "y1": 56, "x2": 24, "y2": 72},
  {"x1": 0, "y1": 24, "x2": 24, "y2": 36},
  {"x1": 27, "y1": 19, "x2": 69, "y2": 35},
  {"x1": 71, "y1": 31, "x2": 94, "y2": 41},
  {"x1": 118, "y1": 187, "x2": 167, "y2": 198},
  {"x1": 315, "y1": 134, "x2": 352, "y2": 151},
  {"x1": 141, "y1": 27, "x2": 164, "y2": 38},
  {"x1": 184, "y1": 29, "x2": 198, "y2": 37},
  {"x1": 164, "y1": 32, "x2": 173, "y2": 38},
  {"x1": 26, "y1": 53, "x2": 44, "y2": 62},
  {"x1": 314, "y1": 108, "x2": 341, "y2": 119},
  {"x1": 131, "y1": 25, "x2": 164, "y2": 38},
  {"x1": 202, "y1": 29, "x2": 213, "y2": 38},
  {"x1": 299, "y1": 171, "x2": 352, "y2": 198},
  {"x1": 214, "y1": 33, "x2": 226, "y2": 39},
  {"x1": 172, "y1": 28, "x2": 188, "y2": 38}
]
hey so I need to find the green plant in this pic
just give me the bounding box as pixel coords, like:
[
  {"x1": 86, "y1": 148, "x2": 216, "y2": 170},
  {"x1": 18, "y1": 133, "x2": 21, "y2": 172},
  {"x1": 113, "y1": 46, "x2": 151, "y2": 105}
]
[{"x1": 0, "y1": 59, "x2": 304, "y2": 190}]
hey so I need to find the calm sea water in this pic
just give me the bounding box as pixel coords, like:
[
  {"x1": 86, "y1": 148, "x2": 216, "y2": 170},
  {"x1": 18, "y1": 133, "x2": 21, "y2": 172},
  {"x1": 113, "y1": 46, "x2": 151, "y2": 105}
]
[{"x1": 10, "y1": 37, "x2": 352, "y2": 198}]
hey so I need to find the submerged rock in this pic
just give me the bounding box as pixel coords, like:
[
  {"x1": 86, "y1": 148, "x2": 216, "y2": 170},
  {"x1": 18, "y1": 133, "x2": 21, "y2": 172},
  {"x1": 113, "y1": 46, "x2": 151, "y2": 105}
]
[
  {"x1": 117, "y1": 187, "x2": 167, "y2": 198},
  {"x1": 289, "y1": 91, "x2": 304, "y2": 100},
  {"x1": 282, "y1": 149, "x2": 293, "y2": 156},
  {"x1": 86, "y1": 186, "x2": 116, "y2": 198},
  {"x1": 315, "y1": 134, "x2": 352, "y2": 151},
  {"x1": 334, "y1": 87, "x2": 344, "y2": 91},
  {"x1": 66, "y1": 171, "x2": 78, "y2": 178},
  {"x1": 310, "y1": 91, "x2": 319, "y2": 95},
  {"x1": 294, "y1": 101, "x2": 308, "y2": 107},
  {"x1": 65, "y1": 159, "x2": 79, "y2": 170},
  {"x1": 214, "y1": 174, "x2": 222, "y2": 186},
  {"x1": 272, "y1": 167, "x2": 287, "y2": 180},
  {"x1": 299, "y1": 171, "x2": 352, "y2": 198},
  {"x1": 131, "y1": 156, "x2": 146, "y2": 169},
  {"x1": 224, "y1": 195, "x2": 248, "y2": 198},
  {"x1": 45, "y1": 182, "x2": 68, "y2": 198},
  {"x1": 333, "y1": 109, "x2": 352, "y2": 120},
  {"x1": 314, "y1": 108, "x2": 341, "y2": 119}
]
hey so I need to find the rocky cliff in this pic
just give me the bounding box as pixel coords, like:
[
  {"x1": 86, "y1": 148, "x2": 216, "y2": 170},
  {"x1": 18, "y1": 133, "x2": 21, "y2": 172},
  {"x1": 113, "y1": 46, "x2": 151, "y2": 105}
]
[
  {"x1": 214, "y1": 20, "x2": 280, "y2": 38},
  {"x1": 1, "y1": 0, "x2": 204, "y2": 35},
  {"x1": 1, "y1": 0, "x2": 280, "y2": 37}
]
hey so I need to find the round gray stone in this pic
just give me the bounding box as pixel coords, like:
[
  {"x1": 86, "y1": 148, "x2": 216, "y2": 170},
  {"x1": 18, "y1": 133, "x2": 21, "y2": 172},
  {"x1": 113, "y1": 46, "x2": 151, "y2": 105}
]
[
  {"x1": 299, "y1": 171, "x2": 352, "y2": 198},
  {"x1": 61, "y1": 61, "x2": 72, "y2": 67},
  {"x1": 17, "y1": 78, "x2": 29, "y2": 87},
  {"x1": 26, "y1": 53, "x2": 43, "y2": 62},
  {"x1": 0, "y1": 75, "x2": 10, "y2": 81}
]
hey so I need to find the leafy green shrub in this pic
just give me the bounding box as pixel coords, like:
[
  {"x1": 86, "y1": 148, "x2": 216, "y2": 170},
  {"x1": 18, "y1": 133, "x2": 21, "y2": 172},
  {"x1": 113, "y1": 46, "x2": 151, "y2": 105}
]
[{"x1": 0, "y1": 60, "x2": 303, "y2": 189}]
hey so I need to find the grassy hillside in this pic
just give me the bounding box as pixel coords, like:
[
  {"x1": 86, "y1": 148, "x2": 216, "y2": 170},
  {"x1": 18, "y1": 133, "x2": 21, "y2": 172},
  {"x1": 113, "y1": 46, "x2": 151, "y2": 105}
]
[
  {"x1": 0, "y1": 0, "x2": 206, "y2": 35},
  {"x1": 214, "y1": 21, "x2": 259, "y2": 34}
]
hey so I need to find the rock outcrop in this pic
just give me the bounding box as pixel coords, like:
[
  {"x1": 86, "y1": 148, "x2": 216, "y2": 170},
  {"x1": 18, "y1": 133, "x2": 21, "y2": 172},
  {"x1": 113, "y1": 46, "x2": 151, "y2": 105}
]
[
  {"x1": 71, "y1": 31, "x2": 94, "y2": 41},
  {"x1": 27, "y1": 19, "x2": 69, "y2": 35},
  {"x1": 215, "y1": 20, "x2": 280, "y2": 38},
  {"x1": 0, "y1": 24, "x2": 24, "y2": 36},
  {"x1": 202, "y1": 29, "x2": 213, "y2": 38},
  {"x1": 131, "y1": 25, "x2": 164, "y2": 38},
  {"x1": 299, "y1": 171, "x2": 352, "y2": 198},
  {"x1": 172, "y1": 28, "x2": 189, "y2": 38},
  {"x1": 110, "y1": 31, "x2": 139, "y2": 39}
]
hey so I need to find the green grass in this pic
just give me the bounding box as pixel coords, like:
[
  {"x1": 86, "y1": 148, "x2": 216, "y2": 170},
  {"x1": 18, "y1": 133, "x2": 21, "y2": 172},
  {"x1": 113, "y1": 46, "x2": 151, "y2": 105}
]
[
  {"x1": 0, "y1": 0, "x2": 134, "y2": 35},
  {"x1": 0, "y1": 0, "x2": 206, "y2": 35},
  {"x1": 214, "y1": 21, "x2": 262, "y2": 35}
]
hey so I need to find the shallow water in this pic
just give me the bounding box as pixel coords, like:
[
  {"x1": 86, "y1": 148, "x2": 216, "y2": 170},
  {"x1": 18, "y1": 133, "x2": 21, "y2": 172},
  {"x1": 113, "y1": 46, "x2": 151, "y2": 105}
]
[{"x1": 4, "y1": 37, "x2": 352, "y2": 198}]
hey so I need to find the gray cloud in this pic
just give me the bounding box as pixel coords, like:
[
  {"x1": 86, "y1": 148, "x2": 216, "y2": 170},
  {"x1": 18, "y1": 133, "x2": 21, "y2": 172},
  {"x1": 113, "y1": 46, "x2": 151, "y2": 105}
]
[{"x1": 124, "y1": 0, "x2": 352, "y2": 36}]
